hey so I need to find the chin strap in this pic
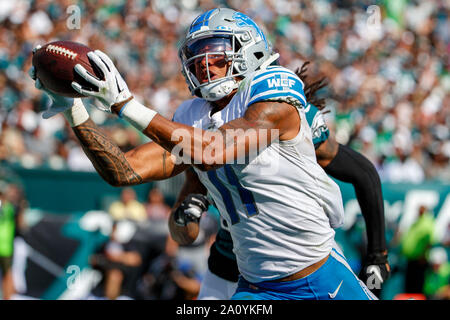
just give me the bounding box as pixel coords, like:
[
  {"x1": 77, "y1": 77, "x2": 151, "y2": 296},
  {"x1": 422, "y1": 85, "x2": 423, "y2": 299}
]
[{"x1": 201, "y1": 78, "x2": 237, "y2": 101}]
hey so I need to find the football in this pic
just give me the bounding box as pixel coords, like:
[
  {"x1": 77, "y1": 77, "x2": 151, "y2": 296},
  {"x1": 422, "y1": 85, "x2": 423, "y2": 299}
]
[{"x1": 32, "y1": 40, "x2": 104, "y2": 97}]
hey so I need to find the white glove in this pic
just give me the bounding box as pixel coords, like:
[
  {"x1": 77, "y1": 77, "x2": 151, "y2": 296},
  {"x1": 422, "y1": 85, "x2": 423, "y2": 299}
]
[
  {"x1": 30, "y1": 45, "x2": 89, "y2": 126},
  {"x1": 29, "y1": 66, "x2": 77, "y2": 119},
  {"x1": 71, "y1": 50, "x2": 132, "y2": 113},
  {"x1": 29, "y1": 45, "x2": 78, "y2": 119}
]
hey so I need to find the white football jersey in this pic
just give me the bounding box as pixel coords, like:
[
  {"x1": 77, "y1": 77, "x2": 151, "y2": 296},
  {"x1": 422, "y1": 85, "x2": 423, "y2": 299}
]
[{"x1": 173, "y1": 66, "x2": 344, "y2": 283}]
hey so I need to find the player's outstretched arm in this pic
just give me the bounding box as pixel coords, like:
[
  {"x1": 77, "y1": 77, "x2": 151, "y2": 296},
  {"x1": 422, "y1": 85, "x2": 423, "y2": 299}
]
[
  {"x1": 168, "y1": 168, "x2": 208, "y2": 245},
  {"x1": 29, "y1": 59, "x2": 188, "y2": 186},
  {"x1": 316, "y1": 137, "x2": 387, "y2": 253},
  {"x1": 72, "y1": 118, "x2": 188, "y2": 186},
  {"x1": 140, "y1": 100, "x2": 298, "y2": 171},
  {"x1": 71, "y1": 51, "x2": 299, "y2": 170}
]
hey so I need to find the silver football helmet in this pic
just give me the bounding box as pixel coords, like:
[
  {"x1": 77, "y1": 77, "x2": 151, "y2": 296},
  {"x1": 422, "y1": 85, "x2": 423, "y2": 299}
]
[{"x1": 179, "y1": 8, "x2": 277, "y2": 101}]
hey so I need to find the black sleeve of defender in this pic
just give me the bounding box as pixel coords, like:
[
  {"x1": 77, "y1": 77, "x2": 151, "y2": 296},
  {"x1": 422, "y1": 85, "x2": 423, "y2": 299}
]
[{"x1": 323, "y1": 144, "x2": 386, "y2": 254}]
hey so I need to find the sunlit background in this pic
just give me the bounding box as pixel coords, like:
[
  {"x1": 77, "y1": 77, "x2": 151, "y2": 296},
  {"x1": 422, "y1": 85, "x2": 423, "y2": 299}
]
[{"x1": 0, "y1": 0, "x2": 449, "y2": 300}]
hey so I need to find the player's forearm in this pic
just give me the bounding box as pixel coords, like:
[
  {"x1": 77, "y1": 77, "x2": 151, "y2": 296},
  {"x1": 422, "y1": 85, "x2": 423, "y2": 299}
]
[
  {"x1": 144, "y1": 114, "x2": 235, "y2": 170},
  {"x1": 115, "y1": 101, "x2": 230, "y2": 169},
  {"x1": 71, "y1": 119, "x2": 143, "y2": 187},
  {"x1": 324, "y1": 144, "x2": 387, "y2": 253},
  {"x1": 173, "y1": 168, "x2": 208, "y2": 209},
  {"x1": 114, "y1": 100, "x2": 279, "y2": 170}
]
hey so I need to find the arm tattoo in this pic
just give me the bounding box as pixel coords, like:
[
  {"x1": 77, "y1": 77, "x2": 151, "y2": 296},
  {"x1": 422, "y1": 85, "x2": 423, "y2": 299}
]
[{"x1": 72, "y1": 119, "x2": 143, "y2": 186}]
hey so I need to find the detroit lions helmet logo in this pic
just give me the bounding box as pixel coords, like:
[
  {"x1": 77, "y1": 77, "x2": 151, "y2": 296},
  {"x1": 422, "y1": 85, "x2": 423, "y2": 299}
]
[{"x1": 232, "y1": 12, "x2": 269, "y2": 50}]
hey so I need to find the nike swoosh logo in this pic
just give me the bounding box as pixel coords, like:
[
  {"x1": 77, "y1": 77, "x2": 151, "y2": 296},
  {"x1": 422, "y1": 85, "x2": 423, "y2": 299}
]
[{"x1": 328, "y1": 280, "x2": 343, "y2": 299}]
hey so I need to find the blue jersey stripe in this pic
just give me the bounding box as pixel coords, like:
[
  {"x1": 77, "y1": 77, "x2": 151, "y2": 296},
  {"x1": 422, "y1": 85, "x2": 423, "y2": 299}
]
[
  {"x1": 253, "y1": 69, "x2": 301, "y2": 84},
  {"x1": 304, "y1": 103, "x2": 318, "y2": 125},
  {"x1": 249, "y1": 68, "x2": 307, "y2": 107},
  {"x1": 249, "y1": 90, "x2": 306, "y2": 106},
  {"x1": 250, "y1": 79, "x2": 305, "y2": 98}
]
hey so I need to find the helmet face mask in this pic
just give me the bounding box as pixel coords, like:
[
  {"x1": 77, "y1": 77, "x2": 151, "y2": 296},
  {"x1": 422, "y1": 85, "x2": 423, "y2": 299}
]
[{"x1": 179, "y1": 8, "x2": 273, "y2": 101}]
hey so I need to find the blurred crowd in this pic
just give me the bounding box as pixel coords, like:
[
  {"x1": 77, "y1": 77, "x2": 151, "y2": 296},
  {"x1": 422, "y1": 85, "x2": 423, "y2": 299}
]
[
  {"x1": 0, "y1": 0, "x2": 448, "y2": 182},
  {"x1": 1, "y1": 0, "x2": 449, "y2": 300},
  {"x1": 89, "y1": 186, "x2": 218, "y2": 300}
]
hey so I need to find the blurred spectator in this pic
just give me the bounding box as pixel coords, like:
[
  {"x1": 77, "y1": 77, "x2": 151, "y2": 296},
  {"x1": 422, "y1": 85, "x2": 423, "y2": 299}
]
[
  {"x1": 108, "y1": 187, "x2": 146, "y2": 223},
  {"x1": 137, "y1": 208, "x2": 218, "y2": 300},
  {"x1": 0, "y1": 0, "x2": 447, "y2": 183},
  {"x1": 89, "y1": 221, "x2": 143, "y2": 300},
  {"x1": 423, "y1": 246, "x2": 450, "y2": 300},
  {"x1": 0, "y1": 182, "x2": 16, "y2": 299},
  {"x1": 400, "y1": 205, "x2": 436, "y2": 294},
  {"x1": 0, "y1": 0, "x2": 447, "y2": 301},
  {"x1": 4, "y1": 183, "x2": 27, "y2": 237},
  {"x1": 145, "y1": 187, "x2": 171, "y2": 222},
  {"x1": 137, "y1": 236, "x2": 202, "y2": 300}
]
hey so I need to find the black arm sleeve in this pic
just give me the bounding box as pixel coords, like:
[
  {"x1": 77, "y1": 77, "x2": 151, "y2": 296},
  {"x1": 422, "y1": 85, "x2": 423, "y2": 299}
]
[{"x1": 323, "y1": 143, "x2": 386, "y2": 254}]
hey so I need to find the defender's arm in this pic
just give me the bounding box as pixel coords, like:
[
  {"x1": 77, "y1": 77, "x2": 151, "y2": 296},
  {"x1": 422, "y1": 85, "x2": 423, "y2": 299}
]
[
  {"x1": 168, "y1": 168, "x2": 208, "y2": 245},
  {"x1": 315, "y1": 137, "x2": 387, "y2": 255}
]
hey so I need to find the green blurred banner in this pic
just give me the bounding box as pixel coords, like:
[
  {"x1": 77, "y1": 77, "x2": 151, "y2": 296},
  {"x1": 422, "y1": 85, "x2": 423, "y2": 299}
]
[
  {"x1": 383, "y1": 0, "x2": 409, "y2": 27},
  {"x1": 336, "y1": 179, "x2": 450, "y2": 243},
  {"x1": 3, "y1": 166, "x2": 449, "y2": 239}
]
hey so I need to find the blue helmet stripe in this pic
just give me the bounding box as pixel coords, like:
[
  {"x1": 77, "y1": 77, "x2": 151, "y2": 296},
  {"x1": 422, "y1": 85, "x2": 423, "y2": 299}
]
[{"x1": 189, "y1": 9, "x2": 217, "y2": 33}]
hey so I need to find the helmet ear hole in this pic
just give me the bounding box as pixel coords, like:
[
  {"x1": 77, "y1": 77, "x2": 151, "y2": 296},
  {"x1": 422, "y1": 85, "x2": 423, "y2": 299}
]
[
  {"x1": 233, "y1": 38, "x2": 242, "y2": 51},
  {"x1": 254, "y1": 52, "x2": 264, "y2": 60}
]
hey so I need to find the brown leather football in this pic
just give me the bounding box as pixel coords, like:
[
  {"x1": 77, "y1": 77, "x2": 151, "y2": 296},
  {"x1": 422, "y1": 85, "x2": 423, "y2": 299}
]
[{"x1": 32, "y1": 40, "x2": 104, "y2": 97}]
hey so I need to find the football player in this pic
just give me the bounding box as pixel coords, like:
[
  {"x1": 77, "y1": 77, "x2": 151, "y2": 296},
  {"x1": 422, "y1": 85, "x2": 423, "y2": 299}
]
[
  {"x1": 31, "y1": 8, "x2": 376, "y2": 299},
  {"x1": 174, "y1": 63, "x2": 390, "y2": 300}
]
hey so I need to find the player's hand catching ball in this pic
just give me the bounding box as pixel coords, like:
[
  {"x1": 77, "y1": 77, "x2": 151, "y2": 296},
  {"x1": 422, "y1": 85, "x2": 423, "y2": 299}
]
[
  {"x1": 71, "y1": 50, "x2": 133, "y2": 113},
  {"x1": 29, "y1": 45, "x2": 77, "y2": 119},
  {"x1": 174, "y1": 194, "x2": 210, "y2": 227}
]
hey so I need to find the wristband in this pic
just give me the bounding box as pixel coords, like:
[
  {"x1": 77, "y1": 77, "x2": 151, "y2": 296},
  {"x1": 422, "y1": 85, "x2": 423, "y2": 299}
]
[
  {"x1": 63, "y1": 99, "x2": 89, "y2": 127},
  {"x1": 118, "y1": 99, "x2": 157, "y2": 131}
]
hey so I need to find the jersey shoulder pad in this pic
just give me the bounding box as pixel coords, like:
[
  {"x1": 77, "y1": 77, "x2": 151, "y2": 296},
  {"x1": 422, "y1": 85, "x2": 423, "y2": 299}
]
[{"x1": 247, "y1": 66, "x2": 306, "y2": 108}]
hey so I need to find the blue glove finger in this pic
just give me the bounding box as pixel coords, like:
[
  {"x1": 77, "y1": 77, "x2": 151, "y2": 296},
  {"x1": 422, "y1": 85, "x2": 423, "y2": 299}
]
[
  {"x1": 35, "y1": 78, "x2": 43, "y2": 90},
  {"x1": 28, "y1": 66, "x2": 36, "y2": 80}
]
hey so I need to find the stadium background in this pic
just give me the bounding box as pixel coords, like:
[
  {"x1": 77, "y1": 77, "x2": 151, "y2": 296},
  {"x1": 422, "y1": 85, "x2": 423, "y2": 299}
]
[{"x1": 0, "y1": 0, "x2": 448, "y2": 300}]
